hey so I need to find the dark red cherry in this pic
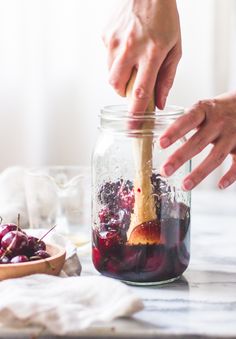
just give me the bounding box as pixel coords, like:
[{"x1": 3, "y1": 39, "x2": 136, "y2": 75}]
[
  {"x1": 92, "y1": 247, "x2": 102, "y2": 269},
  {"x1": 27, "y1": 236, "x2": 46, "y2": 255},
  {"x1": 144, "y1": 246, "x2": 166, "y2": 273},
  {"x1": 34, "y1": 250, "x2": 50, "y2": 259},
  {"x1": 1, "y1": 231, "x2": 28, "y2": 255},
  {"x1": 98, "y1": 207, "x2": 111, "y2": 223},
  {"x1": 99, "y1": 208, "x2": 131, "y2": 234},
  {"x1": 117, "y1": 181, "x2": 134, "y2": 211},
  {"x1": 0, "y1": 248, "x2": 5, "y2": 257},
  {"x1": 11, "y1": 255, "x2": 29, "y2": 263},
  {"x1": 106, "y1": 258, "x2": 120, "y2": 274},
  {"x1": 96, "y1": 230, "x2": 123, "y2": 255},
  {"x1": 122, "y1": 245, "x2": 145, "y2": 271},
  {"x1": 118, "y1": 190, "x2": 134, "y2": 211},
  {"x1": 0, "y1": 224, "x2": 18, "y2": 243},
  {"x1": 37, "y1": 240, "x2": 46, "y2": 251},
  {"x1": 98, "y1": 181, "x2": 121, "y2": 207},
  {"x1": 105, "y1": 218, "x2": 121, "y2": 230}
]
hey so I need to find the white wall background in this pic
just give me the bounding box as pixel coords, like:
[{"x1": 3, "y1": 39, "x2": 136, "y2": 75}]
[{"x1": 0, "y1": 0, "x2": 235, "y2": 190}]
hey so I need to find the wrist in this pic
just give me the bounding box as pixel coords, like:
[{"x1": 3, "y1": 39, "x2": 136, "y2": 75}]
[
  {"x1": 131, "y1": 0, "x2": 178, "y2": 23},
  {"x1": 214, "y1": 91, "x2": 236, "y2": 112},
  {"x1": 132, "y1": 0, "x2": 177, "y2": 10}
]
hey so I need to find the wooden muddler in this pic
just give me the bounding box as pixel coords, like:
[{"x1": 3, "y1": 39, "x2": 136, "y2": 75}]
[{"x1": 126, "y1": 69, "x2": 157, "y2": 242}]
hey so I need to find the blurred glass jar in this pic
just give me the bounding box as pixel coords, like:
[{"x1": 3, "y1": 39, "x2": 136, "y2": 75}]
[
  {"x1": 92, "y1": 105, "x2": 191, "y2": 285},
  {"x1": 25, "y1": 166, "x2": 91, "y2": 246}
]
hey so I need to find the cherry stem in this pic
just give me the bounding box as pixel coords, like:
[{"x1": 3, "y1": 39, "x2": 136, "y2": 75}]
[
  {"x1": 38, "y1": 224, "x2": 57, "y2": 242},
  {"x1": 0, "y1": 216, "x2": 2, "y2": 224},
  {"x1": 1, "y1": 232, "x2": 16, "y2": 260}
]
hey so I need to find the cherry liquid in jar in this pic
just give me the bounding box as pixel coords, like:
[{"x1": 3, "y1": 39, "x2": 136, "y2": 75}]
[{"x1": 92, "y1": 105, "x2": 191, "y2": 285}]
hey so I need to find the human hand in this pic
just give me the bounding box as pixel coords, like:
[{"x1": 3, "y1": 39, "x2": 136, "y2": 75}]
[
  {"x1": 159, "y1": 92, "x2": 236, "y2": 190},
  {"x1": 103, "y1": 0, "x2": 182, "y2": 112}
]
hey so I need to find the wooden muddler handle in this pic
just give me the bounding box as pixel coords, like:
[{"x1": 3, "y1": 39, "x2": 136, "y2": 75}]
[{"x1": 126, "y1": 69, "x2": 157, "y2": 242}]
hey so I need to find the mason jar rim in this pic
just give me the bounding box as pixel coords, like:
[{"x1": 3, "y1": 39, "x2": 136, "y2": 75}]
[{"x1": 101, "y1": 104, "x2": 184, "y2": 119}]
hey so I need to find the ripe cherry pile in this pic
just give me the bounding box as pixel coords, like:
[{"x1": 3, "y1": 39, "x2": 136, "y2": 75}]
[
  {"x1": 97, "y1": 179, "x2": 134, "y2": 238},
  {"x1": 93, "y1": 174, "x2": 190, "y2": 283},
  {"x1": 0, "y1": 216, "x2": 52, "y2": 264}
]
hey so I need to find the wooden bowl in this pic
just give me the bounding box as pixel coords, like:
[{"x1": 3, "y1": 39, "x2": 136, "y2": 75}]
[{"x1": 0, "y1": 243, "x2": 66, "y2": 281}]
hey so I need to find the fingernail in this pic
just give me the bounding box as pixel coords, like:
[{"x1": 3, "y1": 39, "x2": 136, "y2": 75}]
[
  {"x1": 163, "y1": 164, "x2": 174, "y2": 176},
  {"x1": 159, "y1": 137, "x2": 170, "y2": 148},
  {"x1": 219, "y1": 180, "x2": 229, "y2": 189},
  {"x1": 183, "y1": 179, "x2": 194, "y2": 190}
]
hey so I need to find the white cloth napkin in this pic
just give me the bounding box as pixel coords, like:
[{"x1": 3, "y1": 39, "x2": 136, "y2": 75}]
[
  {"x1": 0, "y1": 274, "x2": 143, "y2": 335},
  {"x1": 0, "y1": 167, "x2": 144, "y2": 334},
  {"x1": 0, "y1": 227, "x2": 143, "y2": 335}
]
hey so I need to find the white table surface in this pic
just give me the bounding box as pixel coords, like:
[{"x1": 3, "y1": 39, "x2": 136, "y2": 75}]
[{"x1": 0, "y1": 190, "x2": 236, "y2": 339}]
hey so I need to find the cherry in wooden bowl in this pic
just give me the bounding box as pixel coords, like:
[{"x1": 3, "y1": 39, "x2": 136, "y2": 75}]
[{"x1": 0, "y1": 243, "x2": 66, "y2": 281}]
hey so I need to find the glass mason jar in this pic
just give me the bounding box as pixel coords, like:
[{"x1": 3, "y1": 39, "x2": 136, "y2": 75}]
[{"x1": 92, "y1": 105, "x2": 191, "y2": 285}]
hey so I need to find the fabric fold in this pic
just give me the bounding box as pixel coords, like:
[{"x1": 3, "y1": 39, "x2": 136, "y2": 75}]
[{"x1": 0, "y1": 274, "x2": 143, "y2": 335}]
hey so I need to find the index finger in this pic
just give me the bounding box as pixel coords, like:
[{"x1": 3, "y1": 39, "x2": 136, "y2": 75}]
[
  {"x1": 159, "y1": 106, "x2": 206, "y2": 148},
  {"x1": 127, "y1": 54, "x2": 165, "y2": 113}
]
